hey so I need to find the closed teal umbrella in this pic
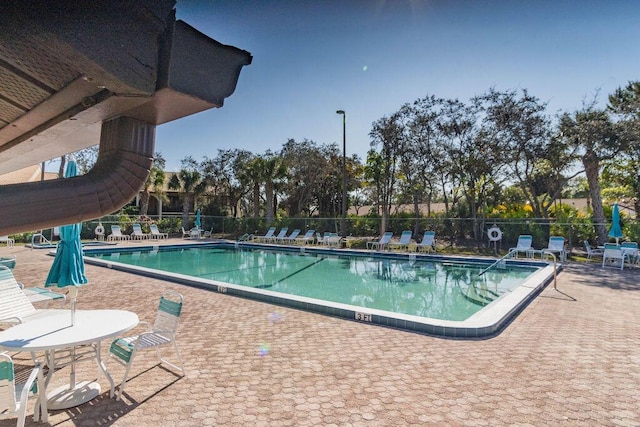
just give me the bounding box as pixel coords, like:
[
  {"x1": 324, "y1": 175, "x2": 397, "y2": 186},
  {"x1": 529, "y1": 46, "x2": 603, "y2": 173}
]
[
  {"x1": 608, "y1": 203, "x2": 623, "y2": 244},
  {"x1": 195, "y1": 208, "x2": 201, "y2": 229},
  {"x1": 45, "y1": 159, "x2": 87, "y2": 325}
]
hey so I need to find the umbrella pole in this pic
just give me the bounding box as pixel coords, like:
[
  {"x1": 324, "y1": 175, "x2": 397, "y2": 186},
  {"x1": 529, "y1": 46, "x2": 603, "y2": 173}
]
[
  {"x1": 69, "y1": 287, "x2": 78, "y2": 326},
  {"x1": 68, "y1": 287, "x2": 79, "y2": 387},
  {"x1": 70, "y1": 346, "x2": 76, "y2": 388}
]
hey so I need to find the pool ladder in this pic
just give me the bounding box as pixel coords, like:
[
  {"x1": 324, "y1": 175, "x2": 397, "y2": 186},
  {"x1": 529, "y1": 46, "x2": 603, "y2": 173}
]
[
  {"x1": 30, "y1": 233, "x2": 53, "y2": 249},
  {"x1": 479, "y1": 249, "x2": 558, "y2": 289},
  {"x1": 477, "y1": 249, "x2": 519, "y2": 276}
]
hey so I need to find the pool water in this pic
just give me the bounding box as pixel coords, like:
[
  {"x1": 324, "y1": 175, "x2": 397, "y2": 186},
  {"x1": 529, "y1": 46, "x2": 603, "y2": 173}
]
[{"x1": 87, "y1": 246, "x2": 539, "y2": 322}]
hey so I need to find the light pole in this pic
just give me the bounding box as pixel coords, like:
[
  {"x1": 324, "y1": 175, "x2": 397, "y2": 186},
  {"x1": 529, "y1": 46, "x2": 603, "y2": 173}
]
[{"x1": 336, "y1": 110, "x2": 347, "y2": 238}]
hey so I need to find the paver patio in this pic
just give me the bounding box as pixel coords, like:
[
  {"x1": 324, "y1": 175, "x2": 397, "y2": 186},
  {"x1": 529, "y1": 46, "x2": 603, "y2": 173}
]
[{"x1": 1, "y1": 241, "x2": 638, "y2": 426}]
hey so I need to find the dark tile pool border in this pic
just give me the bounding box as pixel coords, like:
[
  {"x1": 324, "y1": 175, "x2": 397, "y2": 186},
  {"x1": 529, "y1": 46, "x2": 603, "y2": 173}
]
[{"x1": 82, "y1": 241, "x2": 560, "y2": 338}]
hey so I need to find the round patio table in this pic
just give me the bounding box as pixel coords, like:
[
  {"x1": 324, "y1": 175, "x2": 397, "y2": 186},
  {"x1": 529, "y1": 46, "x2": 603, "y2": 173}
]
[{"x1": 0, "y1": 309, "x2": 138, "y2": 411}]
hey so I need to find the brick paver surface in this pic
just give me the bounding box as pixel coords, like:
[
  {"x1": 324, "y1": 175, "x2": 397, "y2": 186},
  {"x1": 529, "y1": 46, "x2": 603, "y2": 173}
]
[{"x1": 1, "y1": 241, "x2": 638, "y2": 426}]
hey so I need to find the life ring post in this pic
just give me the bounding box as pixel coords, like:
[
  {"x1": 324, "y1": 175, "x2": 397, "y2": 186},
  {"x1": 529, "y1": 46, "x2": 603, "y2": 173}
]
[
  {"x1": 487, "y1": 225, "x2": 502, "y2": 256},
  {"x1": 487, "y1": 225, "x2": 502, "y2": 242},
  {"x1": 94, "y1": 222, "x2": 105, "y2": 241}
]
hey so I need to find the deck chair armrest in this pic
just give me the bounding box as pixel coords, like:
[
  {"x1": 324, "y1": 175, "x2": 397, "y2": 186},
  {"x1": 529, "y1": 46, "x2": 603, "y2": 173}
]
[
  {"x1": 131, "y1": 320, "x2": 152, "y2": 333},
  {"x1": 0, "y1": 316, "x2": 23, "y2": 325},
  {"x1": 19, "y1": 362, "x2": 41, "y2": 404}
]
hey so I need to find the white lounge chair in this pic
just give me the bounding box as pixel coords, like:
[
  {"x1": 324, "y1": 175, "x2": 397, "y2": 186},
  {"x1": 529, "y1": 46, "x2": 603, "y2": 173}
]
[
  {"x1": 602, "y1": 243, "x2": 625, "y2": 270},
  {"x1": 389, "y1": 230, "x2": 413, "y2": 251},
  {"x1": 20, "y1": 286, "x2": 66, "y2": 307},
  {"x1": 0, "y1": 353, "x2": 47, "y2": 427},
  {"x1": 237, "y1": 233, "x2": 253, "y2": 241},
  {"x1": 130, "y1": 223, "x2": 149, "y2": 240},
  {"x1": 268, "y1": 228, "x2": 288, "y2": 243},
  {"x1": 543, "y1": 236, "x2": 566, "y2": 262},
  {"x1": 584, "y1": 240, "x2": 603, "y2": 261},
  {"x1": 252, "y1": 227, "x2": 276, "y2": 243},
  {"x1": 278, "y1": 229, "x2": 300, "y2": 244},
  {"x1": 109, "y1": 291, "x2": 185, "y2": 400},
  {"x1": 0, "y1": 235, "x2": 14, "y2": 248},
  {"x1": 107, "y1": 225, "x2": 130, "y2": 241},
  {"x1": 367, "y1": 232, "x2": 393, "y2": 250},
  {"x1": 415, "y1": 231, "x2": 436, "y2": 253},
  {"x1": 149, "y1": 224, "x2": 168, "y2": 239},
  {"x1": 295, "y1": 229, "x2": 315, "y2": 245},
  {"x1": 0, "y1": 266, "x2": 61, "y2": 328},
  {"x1": 509, "y1": 235, "x2": 533, "y2": 259}
]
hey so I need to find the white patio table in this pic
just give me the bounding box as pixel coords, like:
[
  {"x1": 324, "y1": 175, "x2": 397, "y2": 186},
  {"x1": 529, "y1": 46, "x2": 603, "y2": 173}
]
[{"x1": 0, "y1": 309, "x2": 138, "y2": 411}]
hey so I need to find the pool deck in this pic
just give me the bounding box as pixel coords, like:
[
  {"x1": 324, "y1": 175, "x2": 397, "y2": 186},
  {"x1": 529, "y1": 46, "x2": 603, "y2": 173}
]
[{"x1": 3, "y1": 239, "x2": 639, "y2": 426}]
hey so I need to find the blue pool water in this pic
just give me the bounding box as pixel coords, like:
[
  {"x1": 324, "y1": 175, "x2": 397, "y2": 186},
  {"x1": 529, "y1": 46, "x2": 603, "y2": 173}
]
[{"x1": 84, "y1": 244, "x2": 551, "y2": 334}]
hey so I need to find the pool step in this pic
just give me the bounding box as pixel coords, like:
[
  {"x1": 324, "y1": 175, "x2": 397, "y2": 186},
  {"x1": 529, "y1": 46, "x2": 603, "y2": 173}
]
[{"x1": 461, "y1": 284, "x2": 499, "y2": 306}]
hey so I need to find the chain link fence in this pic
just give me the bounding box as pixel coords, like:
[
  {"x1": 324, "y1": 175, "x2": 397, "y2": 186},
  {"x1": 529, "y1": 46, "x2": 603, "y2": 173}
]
[{"x1": 15, "y1": 214, "x2": 639, "y2": 259}]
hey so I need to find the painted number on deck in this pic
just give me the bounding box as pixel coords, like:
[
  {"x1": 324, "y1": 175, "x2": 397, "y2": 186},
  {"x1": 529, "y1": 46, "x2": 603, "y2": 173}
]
[
  {"x1": 218, "y1": 286, "x2": 227, "y2": 293},
  {"x1": 355, "y1": 312, "x2": 372, "y2": 322}
]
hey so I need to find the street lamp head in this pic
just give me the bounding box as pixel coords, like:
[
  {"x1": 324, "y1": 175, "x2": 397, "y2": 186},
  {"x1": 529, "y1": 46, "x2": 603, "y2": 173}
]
[{"x1": 336, "y1": 110, "x2": 345, "y2": 115}]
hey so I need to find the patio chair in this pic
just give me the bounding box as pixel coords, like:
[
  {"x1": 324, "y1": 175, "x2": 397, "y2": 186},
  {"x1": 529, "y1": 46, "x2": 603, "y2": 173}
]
[
  {"x1": 621, "y1": 242, "x2": 639, "y2": 267},
  {"x1": 107, "y1": 225, "x2": 130, "y2": 241},
  {"x1": 268, "y1": 227, "x2": 288, "y2": 243},
  {"x1": 295, "y1": 229, "x2": 316, "y2": 245},
  {"x1": 252, "y1": 227, "x2": 276, "y2": 243},
  {"x1": 0, "y1": 266, "x2": 61, "y2": 328},
  {"x1": 325, "y1": 233, "x2": 342, "y2": 248},
  {"x1": 543, "y1": 236, "x2": 566, "y2": 262},
  {"x1": 508, "y1": 235, "x2": 534, "y2": 259},
  {"x1": 130, "y1": 223, "x2": 149, "y2": 240},
  {"x1": 180, "y1": 227, "x2": 191, "y2": 239},
  {"x1": 366, "y1": 232, "x2": 393, "y2": 250},
  {"x1": 0, "y1": 235, "x2": 14, "y2": 247},
  {"x1": 0, "y1": 353, "x2": 47, "y2": 427},
  {"x1": 278, "y1": 229, "x2": 300, "y2": 244},
  {"x1": 584, "y1": 241, "x2": 603, "y2": 261},
  {"x1": 109, "y1": 290, "x2": 185, "y2": 400},
  {"x1": 201, "y1": 228, "x2": 213, "y2": 238},
  {"x1": 602, "y1": 243, "x2": 624, "y2": 270},
  {"x1": 389, "y1": 230, "x2": 413, "y2": 251},
  {"x1": 0, "y1": 255, "x2": 16, "y2": 269},
  {"x1": 320, "y1": 232, "x2": 334, "y2": 246},
  {"x1": 149, "y1": 224, "x2": 168, "y2": 239},
  {"x1": 415, "y1": 231, "x2": 436, "y2": 253}
]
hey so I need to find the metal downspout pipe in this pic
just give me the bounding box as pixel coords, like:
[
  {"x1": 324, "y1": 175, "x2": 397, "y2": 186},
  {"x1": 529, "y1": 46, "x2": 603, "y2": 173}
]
[{"x1": 0, "y1": 117, "x2": 154, "y2": 236}]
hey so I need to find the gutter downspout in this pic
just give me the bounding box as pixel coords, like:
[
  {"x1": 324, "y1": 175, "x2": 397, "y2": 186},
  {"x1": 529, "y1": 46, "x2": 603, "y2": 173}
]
[{"x1": 0, "y1": 117, "x2": 154, "y2": 236}]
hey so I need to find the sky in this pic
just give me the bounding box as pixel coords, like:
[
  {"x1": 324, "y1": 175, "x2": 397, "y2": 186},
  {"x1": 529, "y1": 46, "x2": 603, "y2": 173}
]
[{"x1": 152, "y1": 0, "x2": 640, "y2": 172}]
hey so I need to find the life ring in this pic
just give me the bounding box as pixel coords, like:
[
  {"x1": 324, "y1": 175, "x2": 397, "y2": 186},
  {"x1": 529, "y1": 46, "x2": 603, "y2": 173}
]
[
  {"x1": 487, "y1": 226, "x2": 502, "y2": 242},
  {"x1": 95, "y1": 224, "x2": 105, "y2": 235}
]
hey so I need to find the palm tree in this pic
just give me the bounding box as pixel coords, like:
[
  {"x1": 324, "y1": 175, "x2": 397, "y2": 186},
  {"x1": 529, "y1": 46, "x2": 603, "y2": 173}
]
[
  {"x1": 260, "y1": 152, "x2": 288, "y2": 224},
  {"x1": 168, "y1": 157, "x2": 205, "y2": 229},
  {"x1": 239, "y1": 156, "x2": 264, "y2": 218},
  {"x1": 139, "y1": 152, "x2": 166, "y2": 216}
]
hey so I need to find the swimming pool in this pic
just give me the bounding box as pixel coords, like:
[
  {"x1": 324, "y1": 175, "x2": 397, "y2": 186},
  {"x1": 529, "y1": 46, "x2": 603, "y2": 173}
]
[{"x1": 83, "y1": 242, "x2": 558, "y2": 337}]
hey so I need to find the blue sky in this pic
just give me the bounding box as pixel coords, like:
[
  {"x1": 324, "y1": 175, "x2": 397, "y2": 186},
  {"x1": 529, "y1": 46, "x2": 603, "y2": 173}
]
[{"x1": 154, "y1": 0, "x2": 640, "y2": 171}]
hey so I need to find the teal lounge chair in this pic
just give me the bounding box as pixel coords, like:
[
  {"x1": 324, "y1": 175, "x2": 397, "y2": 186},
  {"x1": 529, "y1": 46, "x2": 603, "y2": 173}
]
[{"x1": 367, "y1": 232, "x2": 393, "y2": 250}]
